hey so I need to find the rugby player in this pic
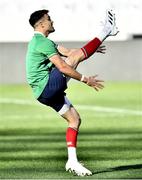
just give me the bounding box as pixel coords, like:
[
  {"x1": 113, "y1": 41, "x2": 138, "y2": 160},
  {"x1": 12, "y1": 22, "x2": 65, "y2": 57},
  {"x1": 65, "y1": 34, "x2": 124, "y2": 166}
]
[{"x1": 26, "y1": 9, "x2": 118, "y2": 176}]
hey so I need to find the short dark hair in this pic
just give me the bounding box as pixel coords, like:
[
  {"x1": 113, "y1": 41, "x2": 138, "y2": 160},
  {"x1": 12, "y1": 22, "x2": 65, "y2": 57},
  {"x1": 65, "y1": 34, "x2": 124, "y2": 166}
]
[{"x1": 29, "y1": 9, "x2": 49, "y2": 27}]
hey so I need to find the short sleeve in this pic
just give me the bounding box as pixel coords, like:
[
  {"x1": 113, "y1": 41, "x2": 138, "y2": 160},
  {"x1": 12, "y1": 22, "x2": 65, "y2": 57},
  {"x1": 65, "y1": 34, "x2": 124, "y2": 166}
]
[{"x1": 37, "y1": 38, "x2": 58, "y2": 58}]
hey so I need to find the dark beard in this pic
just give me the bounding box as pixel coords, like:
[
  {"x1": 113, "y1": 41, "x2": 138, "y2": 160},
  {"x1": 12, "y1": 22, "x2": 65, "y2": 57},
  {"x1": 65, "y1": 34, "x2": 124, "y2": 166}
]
[{"x1": 49, "y1": 27, "x2": 55, "y2": 33}]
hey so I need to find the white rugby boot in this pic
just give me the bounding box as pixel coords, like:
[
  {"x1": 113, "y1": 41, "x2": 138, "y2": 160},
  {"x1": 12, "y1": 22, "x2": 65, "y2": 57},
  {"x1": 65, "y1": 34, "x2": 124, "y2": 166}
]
[
  {"x1": 98, "y1": 9, "x2": 119, "y2": 41},
  {"x1": 107, "y1": 9, "x2": 119, "y2": 36},
  {"x1": 65, "y1": 160, "x2": 92, "y2": 176}
]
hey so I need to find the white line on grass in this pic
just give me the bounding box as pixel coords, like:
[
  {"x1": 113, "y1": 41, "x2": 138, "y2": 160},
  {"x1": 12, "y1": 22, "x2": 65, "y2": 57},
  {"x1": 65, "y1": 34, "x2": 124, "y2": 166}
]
[
  {"x1": 76, "y1": 105, "x2": 142, "y2": 116},
  {"x1": 0, "y1": 98, "x2": 142, "y2": 116}
]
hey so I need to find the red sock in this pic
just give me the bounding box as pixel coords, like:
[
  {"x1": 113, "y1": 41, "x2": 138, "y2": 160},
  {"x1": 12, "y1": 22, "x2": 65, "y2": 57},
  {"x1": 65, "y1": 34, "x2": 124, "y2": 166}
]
[
  {"x1": 66, "y1": 127, "x2": 78, "y2": 147},
  {"x1": 81, "y1": 37, "x2": 102, "y2": 59}
]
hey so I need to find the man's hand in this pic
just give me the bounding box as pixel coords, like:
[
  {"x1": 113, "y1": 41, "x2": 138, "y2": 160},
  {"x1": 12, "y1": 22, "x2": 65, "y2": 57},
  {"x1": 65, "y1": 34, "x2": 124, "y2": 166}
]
[
  {"x1": 96, "y1": 45, "x2": 106, "y2": 54},
  {"x1": 86, "y1": 75, "x2": 104, "y2": 91}
]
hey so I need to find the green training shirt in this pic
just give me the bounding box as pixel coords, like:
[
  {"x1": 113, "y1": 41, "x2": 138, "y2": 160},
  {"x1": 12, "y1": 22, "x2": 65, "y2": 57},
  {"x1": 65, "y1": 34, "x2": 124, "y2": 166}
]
[{"x1": 26, "y1": 33, "x2": 58, "y2": 99}]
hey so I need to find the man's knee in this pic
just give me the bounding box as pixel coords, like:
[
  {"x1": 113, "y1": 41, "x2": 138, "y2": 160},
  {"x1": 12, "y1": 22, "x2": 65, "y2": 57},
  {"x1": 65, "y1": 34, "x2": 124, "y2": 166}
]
[
  {"x1": 61, "y1": 105, "x2": 81, "y2": 128},
  {"x1": 69, "y1": 116, "x2": 81, "y2": 129},
  {"x1": 71, "y1": 112, "x2": 81, "y2": 128}
]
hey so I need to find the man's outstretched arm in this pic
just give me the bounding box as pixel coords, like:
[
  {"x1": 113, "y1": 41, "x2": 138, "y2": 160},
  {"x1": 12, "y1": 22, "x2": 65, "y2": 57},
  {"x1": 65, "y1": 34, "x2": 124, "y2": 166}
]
[{"x1": 49, "y1": 54, "x2": 104, "y2": 91}]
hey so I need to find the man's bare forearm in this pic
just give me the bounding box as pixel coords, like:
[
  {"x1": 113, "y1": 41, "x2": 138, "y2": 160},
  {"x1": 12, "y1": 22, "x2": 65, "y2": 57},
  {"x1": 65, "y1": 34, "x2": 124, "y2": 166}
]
[{"x1": 50, "y1": 54, "x2": 82, "y2": 81}]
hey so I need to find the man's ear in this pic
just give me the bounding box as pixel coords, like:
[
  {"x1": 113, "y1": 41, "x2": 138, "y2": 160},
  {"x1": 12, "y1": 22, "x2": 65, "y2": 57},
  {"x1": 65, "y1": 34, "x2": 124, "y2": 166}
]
[{"x1": 40, "y1": 22, "x2": 44, "y2": 28}]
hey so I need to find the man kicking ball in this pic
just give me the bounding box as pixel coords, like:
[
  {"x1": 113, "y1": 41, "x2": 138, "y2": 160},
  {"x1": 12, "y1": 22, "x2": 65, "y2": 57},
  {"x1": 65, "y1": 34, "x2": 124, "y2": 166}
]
[{"x1": 26, "y1": 9, "x2": 118, "y2": 176}]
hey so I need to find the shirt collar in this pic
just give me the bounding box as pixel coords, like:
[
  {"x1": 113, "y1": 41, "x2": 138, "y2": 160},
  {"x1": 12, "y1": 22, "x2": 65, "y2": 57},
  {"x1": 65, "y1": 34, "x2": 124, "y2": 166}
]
[{"x1": 34, "y1": 31, "x2": 46, "y2": 37}]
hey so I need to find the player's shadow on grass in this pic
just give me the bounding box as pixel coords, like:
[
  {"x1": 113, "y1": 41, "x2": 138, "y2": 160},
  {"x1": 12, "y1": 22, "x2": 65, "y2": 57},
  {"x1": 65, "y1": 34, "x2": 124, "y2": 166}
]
[{"x1": 93, "y1": 164, "x2": 142, "y2": 175}]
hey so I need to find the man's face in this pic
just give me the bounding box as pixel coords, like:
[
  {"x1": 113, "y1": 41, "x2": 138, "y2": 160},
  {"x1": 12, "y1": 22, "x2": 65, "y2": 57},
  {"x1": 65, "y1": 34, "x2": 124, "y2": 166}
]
[{"x1": 42, "y1": 14, "x2": 55, "y2": 33}]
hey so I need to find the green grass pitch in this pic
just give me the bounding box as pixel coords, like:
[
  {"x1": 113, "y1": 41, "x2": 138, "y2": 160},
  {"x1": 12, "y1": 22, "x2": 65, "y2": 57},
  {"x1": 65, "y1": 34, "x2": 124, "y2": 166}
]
[{"x1": 0, "y1": 82, "x2": 142, "y2": 179}]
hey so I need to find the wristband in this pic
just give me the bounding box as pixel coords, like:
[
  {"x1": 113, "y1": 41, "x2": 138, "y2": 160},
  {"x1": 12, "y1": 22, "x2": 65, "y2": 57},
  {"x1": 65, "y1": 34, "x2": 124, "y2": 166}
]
[{"x1": 80, "y1": 75, "x2": 85, "y2": 82}]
